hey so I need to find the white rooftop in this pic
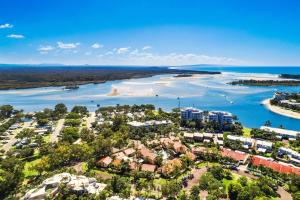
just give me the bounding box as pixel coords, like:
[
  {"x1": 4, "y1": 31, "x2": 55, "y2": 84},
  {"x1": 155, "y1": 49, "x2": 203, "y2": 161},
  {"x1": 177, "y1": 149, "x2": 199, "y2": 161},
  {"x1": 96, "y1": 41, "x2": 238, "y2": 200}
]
[{"x1": 260, "y1": 126, "x2": 299, "y2": 137}]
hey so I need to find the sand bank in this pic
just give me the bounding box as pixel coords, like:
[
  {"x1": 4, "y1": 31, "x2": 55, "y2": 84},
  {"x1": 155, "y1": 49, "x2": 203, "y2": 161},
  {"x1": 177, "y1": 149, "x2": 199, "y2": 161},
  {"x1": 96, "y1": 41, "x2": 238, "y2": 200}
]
[{"x1": 262, "y1": 98, "x2": 300, "y2": 120}]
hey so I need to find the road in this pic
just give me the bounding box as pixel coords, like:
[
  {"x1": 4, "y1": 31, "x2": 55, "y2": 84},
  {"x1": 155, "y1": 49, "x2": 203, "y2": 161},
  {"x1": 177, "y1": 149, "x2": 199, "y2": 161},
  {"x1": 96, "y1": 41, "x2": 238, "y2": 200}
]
[
  {"x1": 51, "y1": 118, "x2": 65, "y2": 143},
  {"x1": 1, "y1": 121, "x2": 31, "y2": 152},
  {"x1": 186, "y1": 167, "x2": 208, "y2": 191},
  {"x1": 85, "y1": 112, "x2": 96, "y2": 129},
  {"x1": 237, "y1": 164, "x2": 292, "y2": 200},
  {"x1": 186, "y1": 165, "x2": 292, "y2": 200}
]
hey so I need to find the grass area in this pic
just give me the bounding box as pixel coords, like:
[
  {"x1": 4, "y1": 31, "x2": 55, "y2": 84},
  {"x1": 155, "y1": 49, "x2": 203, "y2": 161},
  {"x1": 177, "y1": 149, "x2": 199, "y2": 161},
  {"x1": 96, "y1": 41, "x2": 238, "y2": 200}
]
[
  {"x1": 153, "y1": 110, "x2": 159, "y2": 116},
  {"x1": 223, "y1": 173, "x2": 241, "y2": 192},
  {"x1": 23, "y1": 158, "x2": 41, "y2": 178},
  {"x1": 243, "y1": 127, "x2": 252, "y2": 138},
  {"x1": 82, "y1": 162, "x2": 88, "y2": 172},
  {"x1": 154, "y1": 178, "x2": 167, "y2": 186},
  {"x1": 43, "y1": 134, "x2": 51, "y2": 143},
  {"x1": 90, "y1": 169, "x2": 114, "y2": 180},
  {"x1": 196, "y1": 161, "x2": 220, "y2": 168}
]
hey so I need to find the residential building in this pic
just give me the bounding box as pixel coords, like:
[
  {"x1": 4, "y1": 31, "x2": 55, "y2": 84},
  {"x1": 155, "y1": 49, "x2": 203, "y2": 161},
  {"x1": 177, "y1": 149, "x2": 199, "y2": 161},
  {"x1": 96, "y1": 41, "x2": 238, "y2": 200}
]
[
  {"x1": 278, "y1": 147, "x2": 300, "y2": 164},
  {"x1": 260, "y1": 126, "x2": 299, "y2": 140},
  {"x1": 208, "y1": 111, "x2": 234, "y2": 126},
  {"x1": 141, "y1": 164, "x2": 156, "y2": 172},
  {"x1": 255, "y1": 140, "x2": 273, "y2": 153},
  {"x1": 221, "y1": 148, "x2": 249, "y2": 164},
  {"x1": 181, "y1": 107, "x2": 204, "y2": 121},
  {"x1": 227, "y1": 135, "x2": 255, "y2": 149},
  {"x1": 98, "y1": 156, "x2": 112, "y2": 167},
  {"x1": 251, "y1": 155, "x2": 300, "y2": 175}
]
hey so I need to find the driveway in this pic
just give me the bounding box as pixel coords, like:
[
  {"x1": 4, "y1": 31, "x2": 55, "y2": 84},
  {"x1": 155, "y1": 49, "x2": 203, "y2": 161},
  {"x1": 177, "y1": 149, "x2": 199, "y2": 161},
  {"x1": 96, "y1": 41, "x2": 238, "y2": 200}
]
[
  {"x1": 2, "y1": 121, "x2": 31, "y2": 152},
  {"x1": 51, "y1": 119, "x2": 65, "y2": 143}
]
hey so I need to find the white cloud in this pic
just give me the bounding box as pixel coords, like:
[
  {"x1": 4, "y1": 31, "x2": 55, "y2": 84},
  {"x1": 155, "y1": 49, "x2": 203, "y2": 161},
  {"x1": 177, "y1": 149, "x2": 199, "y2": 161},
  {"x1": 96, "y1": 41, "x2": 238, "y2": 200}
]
[
  {"x1": 0, "y1": 23, "x2": 13, "y2": 29},
  {"x1": 105, "y1": 51, "x2": 113, "y2": 55},
  {"x1": 116, "y1": 47, "x2": 130, "y2": 54},
  {"x1": 142, "y1": 45, "x2": 152, "y2": 50},
  {"x1": 7, "y1": 34, "x2": 24, "y2": 39},
  {"x1": 94, "y1": 51, "x2": 242, "y2": 66},
  {"x1": 38, "y1": 45, "x2": 54, "y2": 52},
  {"x1": 57, "y1": 41, "x2": 80, "y2": 49},
  {"x1": 91, "y1": 43, "x2": 103, "y2": 49}
]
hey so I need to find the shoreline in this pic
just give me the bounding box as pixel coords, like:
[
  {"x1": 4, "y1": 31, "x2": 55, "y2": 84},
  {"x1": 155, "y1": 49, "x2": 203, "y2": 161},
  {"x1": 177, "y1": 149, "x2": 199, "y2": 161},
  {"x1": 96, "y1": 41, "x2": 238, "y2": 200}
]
[{"x1": 262, "y1": 98, "x2": 300, "y2": 120}]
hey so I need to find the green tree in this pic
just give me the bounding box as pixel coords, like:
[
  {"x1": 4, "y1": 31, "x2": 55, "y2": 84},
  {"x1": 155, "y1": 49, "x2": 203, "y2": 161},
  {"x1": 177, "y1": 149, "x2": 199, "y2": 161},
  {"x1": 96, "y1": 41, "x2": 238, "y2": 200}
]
[{"x1": 54, "y1": 103, "x2": 68, "y2": 116}]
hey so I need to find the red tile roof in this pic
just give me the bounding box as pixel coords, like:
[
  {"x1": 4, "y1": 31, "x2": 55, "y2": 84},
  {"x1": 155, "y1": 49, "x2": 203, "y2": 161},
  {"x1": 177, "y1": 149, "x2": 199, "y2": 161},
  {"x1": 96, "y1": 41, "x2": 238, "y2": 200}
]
[
  {"x1": 98, "y1": 156, "x2": 112, "y2": 167},
  {"x1": 141, "y1": 164, "x2": 156, "y2": 172},
  {"x1": 251, "y1": 156, "x2": 300, "y2": 175},
  {"x1": 221, "y1": 148, "x2": 249, "y2": 162}
]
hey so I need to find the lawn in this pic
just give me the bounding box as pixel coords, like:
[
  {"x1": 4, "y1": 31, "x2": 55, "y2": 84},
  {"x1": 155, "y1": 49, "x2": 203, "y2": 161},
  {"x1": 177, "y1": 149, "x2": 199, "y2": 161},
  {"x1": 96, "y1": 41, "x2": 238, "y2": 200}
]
[
  {"x1": 222, "y1": 173, "x2": 241, "y2": 192},
  {"x1": 43, "y1": 134, "x2": 51, "y2": 143},
  {"x1": 23, "y1": 158, "x2": 41, "y2": 178},
  {"x1": 90, "y1": 169, "x2": 114, "y2": 180},
  {"x1": 196, "y1": 162, "x2": 220, "y2": 168},
  {"x1": 243, "y1": 127, "x2": 252, "y2": 138}
]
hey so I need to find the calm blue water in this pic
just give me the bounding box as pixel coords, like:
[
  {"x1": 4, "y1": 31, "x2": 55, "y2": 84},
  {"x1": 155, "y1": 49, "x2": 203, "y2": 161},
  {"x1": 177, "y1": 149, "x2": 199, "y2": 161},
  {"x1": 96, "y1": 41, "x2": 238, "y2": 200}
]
[{"x1": 0, "y1": 66, "x2": 300, "y2": 130}]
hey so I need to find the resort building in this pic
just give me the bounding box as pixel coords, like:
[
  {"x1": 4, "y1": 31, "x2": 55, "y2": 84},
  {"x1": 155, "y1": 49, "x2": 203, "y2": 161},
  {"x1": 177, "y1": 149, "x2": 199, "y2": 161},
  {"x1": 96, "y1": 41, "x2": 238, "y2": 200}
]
[
  {"x1": 128, "y1": 120, "x2": 172, "y2": 128},
  {"x1": 278, "y1": 147, "x2": 300, "y2": 164},
  {"x1": 260, "y1": 126, "x2": 299, "y2": 140},
  {"x1": 251, "y1": 155, "x2": 300, "y2": 175},
  {"x1": 221, "y1": 148, "x2": 249, "y2": 164},
  {"x1": 208, "y1": 111, "x2": 234, "y2": 126},
  {"x1": 227, "y1": 135, "x2": 255, "y2": 149},
  {"x1": 255, "y1": 140, "x2": 273, "y2": 153},
  {"x1": 180, "y1": 107, "x2": 204, "y2": 121},
  {"x1": 183, "y1": 132, "x2": 204, "y2": 142}
]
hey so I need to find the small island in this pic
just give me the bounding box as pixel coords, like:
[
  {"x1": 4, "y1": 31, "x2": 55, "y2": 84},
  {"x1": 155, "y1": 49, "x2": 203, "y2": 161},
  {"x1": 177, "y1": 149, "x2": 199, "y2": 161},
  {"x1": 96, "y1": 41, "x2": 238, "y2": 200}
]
[
  {"x1": 279, "y1": 74, "x2": 300, "y2": 79},
  {"x1": 229, "y1": 79, "x2": 300, "y2": 86}
]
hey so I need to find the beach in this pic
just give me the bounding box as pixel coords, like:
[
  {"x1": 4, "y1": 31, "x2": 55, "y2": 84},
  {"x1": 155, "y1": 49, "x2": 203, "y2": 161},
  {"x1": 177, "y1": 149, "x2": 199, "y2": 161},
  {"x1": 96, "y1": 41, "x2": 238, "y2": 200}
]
[{"x1": 262, "y1": 98, "x2": 300, "y2": 120}]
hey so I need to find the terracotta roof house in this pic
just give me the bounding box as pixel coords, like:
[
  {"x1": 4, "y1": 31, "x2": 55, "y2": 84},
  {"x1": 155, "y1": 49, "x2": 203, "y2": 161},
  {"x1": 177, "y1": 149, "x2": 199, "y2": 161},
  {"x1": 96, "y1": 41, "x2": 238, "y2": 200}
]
[
  {"x1": 114, "y1": 152, "x2": 126, "y2": 160},
  {"x1": 139, "y1": 147, "x2": 157, "y2": 164},
  {"x1": 160, "y1": 137, "x2": 175, "y2": 148},
  {"x1": 173, "y1": 141, "x2": 187, "y2": 153},
  {"x1": 141, "y1": 164, "x2": 156, "y2": 172},
  {"x1": 98, "y1": 156, "x2": 112, "y2": 168},
  {"x1": 192, "y1": 146, "x2": 207, "y2": 155},
  {"x1": 124, "y1": 148, "x2": 135, "y2": 156},
  {"x1": 251, "y1": 155, "x2": 300, "y2": 175},
  {"x1": 221, "y1": 148, "x2": 249, "y2": 164}
]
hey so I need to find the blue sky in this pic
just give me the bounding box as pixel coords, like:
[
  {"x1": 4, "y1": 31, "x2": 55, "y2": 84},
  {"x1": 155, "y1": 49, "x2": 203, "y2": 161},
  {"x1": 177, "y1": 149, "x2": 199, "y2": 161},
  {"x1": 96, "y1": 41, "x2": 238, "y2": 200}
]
[{"x1": 1, "y1": 0, "x2": 300, "y2": 66}]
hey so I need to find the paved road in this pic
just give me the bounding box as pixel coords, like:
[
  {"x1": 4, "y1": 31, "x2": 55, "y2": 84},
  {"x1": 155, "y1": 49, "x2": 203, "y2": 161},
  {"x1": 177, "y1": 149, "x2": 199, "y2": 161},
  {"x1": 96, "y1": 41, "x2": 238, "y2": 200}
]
[
  {"x1": 186, "y1": 167, "x2": 208, "y2": 190},
  {"x1": 51, "y1": 119, "x2": 65, "y2": 143},
  {"x1": 2, "y1": 121, "x2": 31, "y2": 152}
]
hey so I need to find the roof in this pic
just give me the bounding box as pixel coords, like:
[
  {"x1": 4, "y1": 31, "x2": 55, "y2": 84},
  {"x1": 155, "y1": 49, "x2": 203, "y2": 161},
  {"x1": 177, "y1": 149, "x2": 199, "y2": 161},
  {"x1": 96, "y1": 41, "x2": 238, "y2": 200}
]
[
  {"x1": 124, "y1": 148, "x2": 135, "y2": 156},
  {"x1": 260, "y1": 126, "x2": 299, "y2": 137},
  {"x1": 183, "y1": 132, "x2": 194, "y2": 138},
  {"x1": 139, "y1": 147, "x2": 157, "y2": 161},
  {"x1": 98, "y1": 156, "x2": 112, "y2": 166},
  {"x1": 141, "y1": 164, "x2": 156, "y2": 172},
  {"x1": 251, "y1": 155, "x2": 300, "y2": 175},
  {"x1": 221, "y1": 148, "x2": 249, "y2": 162},
  {"x1": 256, "y1": 140, "x2": 273, "y2": 147}
]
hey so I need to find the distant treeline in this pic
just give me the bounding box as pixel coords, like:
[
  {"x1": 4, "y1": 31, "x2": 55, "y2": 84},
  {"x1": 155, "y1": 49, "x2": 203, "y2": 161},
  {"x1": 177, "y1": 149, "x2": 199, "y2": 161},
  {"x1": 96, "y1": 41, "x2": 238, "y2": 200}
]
[
  {"x1": 279, "y1": 74, "x2": 300, "y2": 79},
  {"x1": 229, "y1": 79, "x2": 300, "y2": 86},
  {"x1": 0, "y1": 66, "x2": 220, "y2": 90}
]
